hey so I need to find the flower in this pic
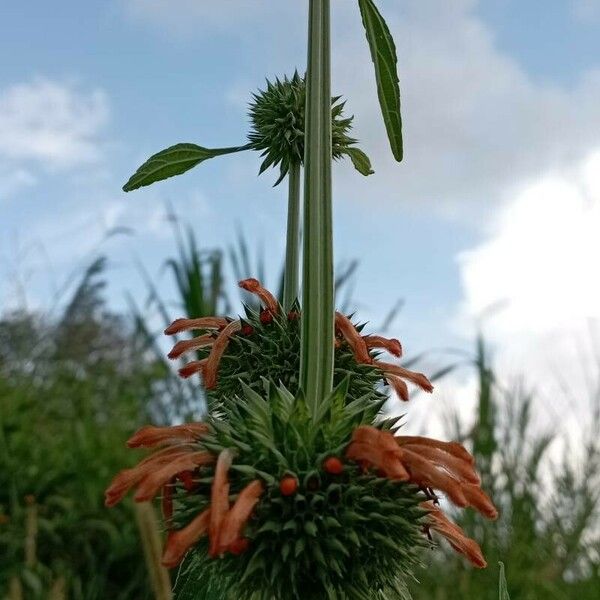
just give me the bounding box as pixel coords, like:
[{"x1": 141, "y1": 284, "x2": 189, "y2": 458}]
[
  {"x1": 106, "y1": 427, "x2": 264, "y2": 567},
  {"x1": 345, "y1": 425, "x2": 497, "y2": 567}
]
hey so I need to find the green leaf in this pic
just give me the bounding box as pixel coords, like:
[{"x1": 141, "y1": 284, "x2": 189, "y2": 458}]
[
  {"x1": 343, "y1": 147, "x2": 374, "y2": 176},
  {"x1": 357, "y1": 0, "x2": 403, "y2": 161},
  {"x1": 499, "y1": 562, "x2": 511, "y2": 599},
  {"x1": 122, "y1": 142, "x2": 250, "y2": 191}
]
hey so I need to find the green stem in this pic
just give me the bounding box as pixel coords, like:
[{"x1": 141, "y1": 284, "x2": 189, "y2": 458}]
[
  {"x1": 300, "y1": 0, "x2": 334, "y2": 411},
  {"x1": 283, "y1": 162, "x2": 301, "y2": 311}
]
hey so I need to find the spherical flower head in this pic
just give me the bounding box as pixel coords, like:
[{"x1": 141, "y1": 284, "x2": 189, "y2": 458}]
[{"x1": 247, "y1": 71, "x2": 359, "y2": 185}]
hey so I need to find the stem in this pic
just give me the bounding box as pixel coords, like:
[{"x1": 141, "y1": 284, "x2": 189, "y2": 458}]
[
  {"x1": 300, "y1": 0, "x2": 334, "y2": 411},
  {"x1": 283, "y1": 162, "x2": 301, "y2": 311},
  {"x1": 134, "y1": 502, "x2": 173, "y2": 600}
]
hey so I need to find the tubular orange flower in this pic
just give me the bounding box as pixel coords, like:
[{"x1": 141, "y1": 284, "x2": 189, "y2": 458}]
[
  {"x1": 238, "y1": 278, "x2": 279, "y2": 314},
  {"x1": 209, "y1": 449, "x2": 234, "y2": 557},
  {"x1": 127, "y1": 423, "x2": 209, "y2": 448},
  {"x1": 164, "y1": 316, "x2": 228, "y2": 336},
  {"x1": 386, "y1": 374, "x2": 410, "y2": 402},
  {"x1": 345, "y1": 425, "x2": 497, "y2": 566},
  {"x1": 204, "y1": 320, "x2": 242, "y2": 389},
  {"x1": 168, "y1": 335, "x2": 215, "y2": 359},
  {"x1": 179, "y1": 359, "x2": 208, "y2": 379},
  {"x1": 217, "y1": 480, "x2": 264, "y2": 554},
  {"x1": 363, "y1": 335, "x2": 402, "y2": 357},
  {"x1": 424, "y1": 502, "x2": 487, "y2": 568},
  {"x1": 374, "y1": 361, "x2": 434, "y2": 394},
  {"x1": 162, "y1": 508, "x2": 211, "y2": 568},
  {"x1": 334, "y1": 312, "x2": 372, "y2": 364},
  {"x1": 134, "y1": 451, "x2": 214, "y2": 502}
]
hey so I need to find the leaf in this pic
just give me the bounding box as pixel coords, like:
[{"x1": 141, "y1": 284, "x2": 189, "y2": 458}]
[
  {"x1": 357, "y1": 0, "x2": 403, "y2": 161},
  {"x1": 343, "y1": 147, "x2": 374, "y2": 176},
  {"x1": 499, "y1": 562, "x2": 511, "y2": 599},
  {"x1": 123, "y1": 142, "x2": 250, "y2": 191}
]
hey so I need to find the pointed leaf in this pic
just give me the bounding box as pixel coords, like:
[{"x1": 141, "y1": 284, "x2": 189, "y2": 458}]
[
  {"x1": 123, "y1": 143, "x2": 250, "y2": 191},
  {"x1": 357, "y1": 0, "x2": 403, "y2": 161}
]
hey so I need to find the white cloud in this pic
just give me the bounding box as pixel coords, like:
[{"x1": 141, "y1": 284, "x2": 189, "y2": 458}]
[
  {"x1": 0, "y1": 78, "x2": 109, "y2": 170},
  {"x1": 457, "y1": 150, "x2": 600, "y2": 428}
]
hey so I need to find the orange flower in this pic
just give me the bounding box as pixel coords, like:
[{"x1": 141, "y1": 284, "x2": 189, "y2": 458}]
[
  {"x1": 363, "y1": 335, "x2": 402, "y2": 357},
  {"x1": 162, "y1": 508, "x2": 211, "y2": 568},
  {"x1": 374, "y1": 361, "x2": 433, "y2": 395},
  {"x1": 335, "y1": 312, "x2": 372, "y2": 364},
  {"x1": 209, "y1": 449, "x2": 234, "y2": 557},
  {"x1": 423, "y1": 502, "x2": 487, "y2": 568},
  {"x1": 168, "y1": 335, "x2": 215, "y2": 359},
  {"x1": 127, "y1": 423, "x2": 209, "y2": 448},
  {"x1": 217, "y1": 480, "x2": 264, "y2": 554},
  {"x1": 345, "y1": 425, "x2": 497, "y2": 567},
  {"x1": 164, "y1": 316, "x2": 228, "y2": 336},
  {"x1": 203, "y1": 321, "x2": 242, "y2": 388},
  {"x1": 346, "y1": 426, "x2": 409, "y2": 480},
  {"x1": 396, "y1": 436, "x2": 497, "y2": 519},
  {"x1": 238, "y1": 278, "x2": 279, "y2": 314}
]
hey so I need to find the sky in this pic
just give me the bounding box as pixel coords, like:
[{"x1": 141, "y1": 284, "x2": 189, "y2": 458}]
[{"x1": 1, "y1": 0, "x2": 600, "y2": 435}]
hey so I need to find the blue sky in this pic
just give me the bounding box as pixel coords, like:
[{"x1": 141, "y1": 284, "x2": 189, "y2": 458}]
[{"x1": 2, "y1": 0, "x2": 600, "y2": 433}]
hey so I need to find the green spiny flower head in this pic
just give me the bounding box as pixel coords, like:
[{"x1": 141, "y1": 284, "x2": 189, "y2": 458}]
[
  {"x1": 172, "y1": 381, "x2": 428, "y2": 600},
  {"x1": 247, "y1": 71, "x2": 373, "y2": 184}
]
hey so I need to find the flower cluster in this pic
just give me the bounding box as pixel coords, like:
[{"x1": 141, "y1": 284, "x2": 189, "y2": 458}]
[{"x1": 106, "y1": 279, "x2": 497, "y2": 599}]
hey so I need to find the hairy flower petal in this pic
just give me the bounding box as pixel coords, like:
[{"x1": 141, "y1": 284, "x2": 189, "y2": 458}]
[
  {"x1": 127, "y1": 423, "x2": 208, "y2": 448},
  {"x1": 218, "y1": 480, "x2": 264, "y2": 553},
  {"x1": 424, "y1": 502, "x2": 487, "y2": 568},
  {"x1": 162, "y1": 508, "x2": 211, "y2": 568},
  {"x1": 238, "y1": 278, "x2": 279, "y2": 314},
  {"x1": 363, "y1": 335, "x2": 402, "y2": 357},
  {"x1": 164, "y1": 317, "x2": 228, "y2": 335},
  {"x1": 204, "y1": 321, "x2": 242, "y2": 389},
  {"x1": 209, "y1": 449, "x2": 234, "y2": 557},
  {"x1": 134, "y1": 452, "x2": 215, "y2": 502},
  {"x1": 375, "y1": 361, "x2": 433, "y2": 393},
  {"x1": 335, "y1": 312, "x2": 372, "y2": 364},
  {"x1": 168, "y1": 335, "x2": 215, "y2": 359},
  {"x1": 396, "y1": 436, "x2": 474, "y2": 465}
]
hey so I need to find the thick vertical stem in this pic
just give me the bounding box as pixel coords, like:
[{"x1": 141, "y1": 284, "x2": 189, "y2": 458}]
[
  {"x1": 300, "y1": 0, "x2": 334, "y2": 411},
  {"x1": 134, "y1": 502, "x2": 173, "y2": 600},
  {"x1": 283, "y1": 162, "x2": 301, "y2": 311}
]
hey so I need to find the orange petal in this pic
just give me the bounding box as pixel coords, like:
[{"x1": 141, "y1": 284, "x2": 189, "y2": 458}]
[
  {"x1": 425, "y1": 502, "x2": 487, "y2": 568},
  {"x1": 127, "y1": 423, "x2": 208, "y2": 448},
  {"x1": 238, "y1": 278, "x2": 279, "y2": 314},
  {"x1": 134, "y1": 452, "x2": 215, "y2": 502},
  {"x1": 203, "y1": 321, "x2": 242, "y2": 389},
  {"x1": 462, "y1": 484, "x2": 498, "y2": 520},
  {"x1": 396, "y1": 436, "x2": 474, "y2": 465},
  {"x1": 351, "y1": 425, "x2": 381, "y2": 445},
  {"x1": 161, "y1": 508, "x2": 211, "y2": 568},
  {"x1": 402, "y1": 444, "x2": 480, "y2": 485},
  {"x1": 168, "y1": 335, "x2": 215, "y2": 359},
  {"x1": 401, "y1": 449, "x2": 468, "y2": 507},
  {"x1": 105, "y1": 449, "x2": 194, "y2": 507},
  {"x1": 209, "y1": 449, "x2": 234, "y2": 557},
  {"x1": 375, "y1": 361, "x2": 433, "y2": 393},
  {"x1": 335, "y1": 313, "x2": 372, "y2": 364},
  {"x1": 179, "y1": 359, "x2": 208, "y2": 379},
  {"x1": 218, "y1": 480, "x2": 264, "y2": 553},
  {"x1": 164, "y1": 317, "x2": 228, "y2": 336},
  {"x1": 386, "y1": 375, "x2": 410, "y2": 401},
  {"x1": 363, "y1": 335, "x2": 402, "y2": 357}
]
